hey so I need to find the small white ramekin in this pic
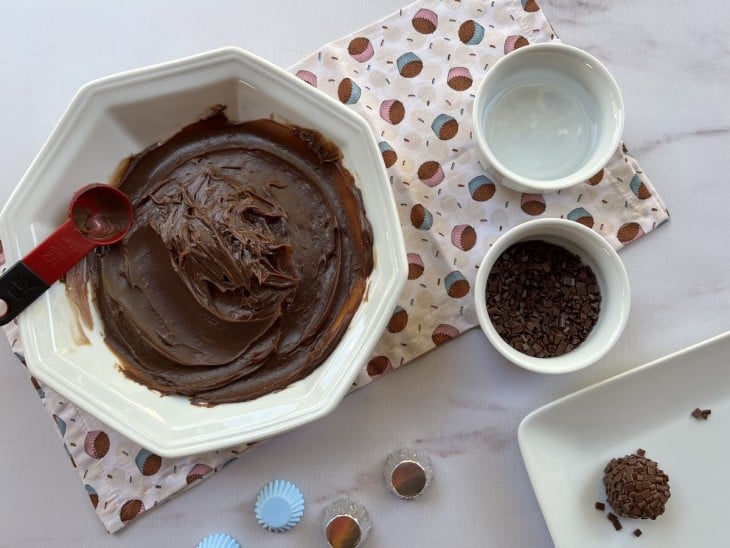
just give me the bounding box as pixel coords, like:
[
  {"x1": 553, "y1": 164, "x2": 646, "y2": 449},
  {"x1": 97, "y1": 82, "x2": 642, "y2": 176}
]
[
  {"x1": 474, "y1": 219, "x2": 630, "y2": 374},
  {"x1": 473, "y1": 42, "x2": 624, "y2": 194}
]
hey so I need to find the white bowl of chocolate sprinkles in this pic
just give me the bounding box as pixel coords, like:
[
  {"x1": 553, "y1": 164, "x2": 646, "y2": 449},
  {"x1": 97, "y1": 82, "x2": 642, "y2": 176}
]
[{"x1": 474, "y1": 218, "x2": 630, "y2": 373}]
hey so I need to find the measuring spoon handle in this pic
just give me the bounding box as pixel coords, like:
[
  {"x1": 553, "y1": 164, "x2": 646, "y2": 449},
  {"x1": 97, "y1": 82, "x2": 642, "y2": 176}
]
[
  {"x1": 0, "y1": 220, "x2": 96, "y2": 325},
  {"x1": 0, "y1": 262, "x2": 49, "y2": 325}
]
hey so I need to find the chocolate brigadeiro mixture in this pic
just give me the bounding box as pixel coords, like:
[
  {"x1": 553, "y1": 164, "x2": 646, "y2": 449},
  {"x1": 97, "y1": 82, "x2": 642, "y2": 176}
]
[
  {"x1": 603, "y1": 451, "x2": 671, "y2": 520},
  {"x1": 485, "y1": 240, "x2": 601, "y2": 358},
  {"x1": 84, "y1": 107, "x2": 373, "y2": 406}
]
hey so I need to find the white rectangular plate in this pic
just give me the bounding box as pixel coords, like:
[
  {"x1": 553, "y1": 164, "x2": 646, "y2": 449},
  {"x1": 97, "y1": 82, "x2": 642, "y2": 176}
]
[{"x1": 519, "y1": 331, "x2": 730, "y2": 547}]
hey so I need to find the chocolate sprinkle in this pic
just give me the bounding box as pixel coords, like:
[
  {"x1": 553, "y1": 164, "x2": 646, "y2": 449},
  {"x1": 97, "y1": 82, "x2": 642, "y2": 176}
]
[
  {"x1": 691, "y1": 407, "x2": 711, "y2": 420},
  {"x1": 607, "y1": 512, "x2": 622, "y2": 531},
  {"x1": 485, "y1": 240, "x2": 601, "y2": 357},
  {"x1": 603, "y1": 452, "x2": 671, "y2": 520},
  {"x1": 633, "y1": 528, "x2": 643, "y2": 537},
  {"x1": 595, "y1": 501, "x2": 605, "y2": 511}
]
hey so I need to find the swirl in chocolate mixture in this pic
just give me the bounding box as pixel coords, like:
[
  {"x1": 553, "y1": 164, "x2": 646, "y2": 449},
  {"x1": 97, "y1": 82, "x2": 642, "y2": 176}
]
[{"x1": 90, "y1": 108, "x2": 373, "y2": 405}]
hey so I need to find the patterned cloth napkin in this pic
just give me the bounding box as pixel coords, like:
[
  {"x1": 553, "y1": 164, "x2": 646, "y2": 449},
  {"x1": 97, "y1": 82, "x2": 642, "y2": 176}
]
[{"x1": 1, "y1": 0, "x2": 669, "y2": 533}]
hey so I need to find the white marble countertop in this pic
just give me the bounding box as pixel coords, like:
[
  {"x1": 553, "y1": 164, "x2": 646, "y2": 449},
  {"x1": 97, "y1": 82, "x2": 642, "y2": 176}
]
[{"x1": 1, "y1": 1, "x2": 728, "y2": 546}]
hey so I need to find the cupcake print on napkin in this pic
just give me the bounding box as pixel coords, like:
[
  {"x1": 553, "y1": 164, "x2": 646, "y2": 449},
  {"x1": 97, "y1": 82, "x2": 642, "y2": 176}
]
[
  {"x1": 2, "y1": 316, "x2": 248, "y2": 533},
  {"x1": 291, "y1": 0, "x2": 668, "y2": 388}
]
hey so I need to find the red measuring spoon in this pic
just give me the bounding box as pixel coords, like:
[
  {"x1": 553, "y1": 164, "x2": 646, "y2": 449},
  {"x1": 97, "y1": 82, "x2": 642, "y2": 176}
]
[{"x1": 0, "y1": 183, "x2": 133, "y2": 325}]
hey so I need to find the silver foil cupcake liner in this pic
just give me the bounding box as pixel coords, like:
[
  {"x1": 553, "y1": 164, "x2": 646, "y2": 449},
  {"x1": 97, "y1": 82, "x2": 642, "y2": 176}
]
[
  {"x1": 321, "y1": 497, "x2": 372, "y2": 548},
  {"x1": 384, "y1": 447, "x2": 433, "y2": 500}
]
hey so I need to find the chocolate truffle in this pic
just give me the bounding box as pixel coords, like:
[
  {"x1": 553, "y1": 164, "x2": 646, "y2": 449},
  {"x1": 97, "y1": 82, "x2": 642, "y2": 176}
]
[{"x1": 603, "y1": 452, "x2": 671, "y2": 520}]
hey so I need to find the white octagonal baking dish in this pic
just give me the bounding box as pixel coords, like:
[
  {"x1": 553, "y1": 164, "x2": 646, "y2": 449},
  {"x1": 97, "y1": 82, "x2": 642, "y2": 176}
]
[{"x1": 0, "y1": 47, "x2": 406, "y2": 457}]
